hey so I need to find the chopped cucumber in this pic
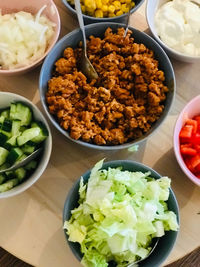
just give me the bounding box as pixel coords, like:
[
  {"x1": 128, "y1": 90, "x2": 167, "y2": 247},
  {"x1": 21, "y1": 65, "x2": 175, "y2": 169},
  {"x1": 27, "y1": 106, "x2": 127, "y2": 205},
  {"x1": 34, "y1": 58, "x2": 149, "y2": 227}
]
[
  {"x1": 0, "y1": 116, "x2": 5, "y2": 128},
  {"x1": 2, "y1": 118, "x2": 12, "y2": 132},
  {"x1": 10, "y1": 103, "x2": 32, "y2": 126},
  {"x1": 7, "y1": 147, "x2": 24, "y2": 165},
  {"x1": 17, "y1": 127, "x2": 40, "y2": 146},
  {"x1": 0, "y1": 130, "x2": 11, "y2": 139},
  {"x1": 0, "y1": 179, "x2": 18, "y2": 193},
  {"x1": 20, "y1": 126, "x2": 28, "y2": 132},
  {"x1": 16, "y1": 154, "x2": 27, "y2": 163},
  {"x1": 0, "y1": 109, "x2": 10, "y2": 119},
  {"x1": 5, "y1": 170, "x2": 15, "y2": 179},
  {"x1": 0, "y1": 147, "x2": 9, "y2": 166},
  {"x1": 5, "y1": 135, "x2": 18, "y2": 149},
  {"x1": 0, "y1": 162, "x2": 10, "y2": 170},
  {"x1": 25, "y1": 160, "x2": 37, "y2": 170},
  {"x1": 11, "y1": 120, "x2": 21, "y2": 136},
  {"x1": 0, "y1": 174, "x2": 6, "y2": 185},
  {"x1": 31, "y1": 122, "x2": 48, "y2": 143},
  {"x1": 15, "y1": 168, "x2": 26, "y2": 182},
  {"x1": 0, "y1": 132, "x2": 8, "y2": 146},
  {"x1": 22, "y1": 144, "x2": 36, "y2": 155}
]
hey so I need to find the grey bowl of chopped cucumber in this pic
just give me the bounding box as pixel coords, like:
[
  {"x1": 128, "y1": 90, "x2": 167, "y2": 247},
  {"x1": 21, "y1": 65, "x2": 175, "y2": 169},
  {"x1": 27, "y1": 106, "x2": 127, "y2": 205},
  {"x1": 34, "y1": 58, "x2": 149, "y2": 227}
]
[{"x1": 0, "y1": 92, "x2": 52, "y2": 198}]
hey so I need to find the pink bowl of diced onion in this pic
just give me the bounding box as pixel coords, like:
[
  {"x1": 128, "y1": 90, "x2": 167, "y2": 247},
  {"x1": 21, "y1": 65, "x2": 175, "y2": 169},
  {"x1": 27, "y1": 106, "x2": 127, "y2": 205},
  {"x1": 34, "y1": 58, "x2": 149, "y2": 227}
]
[{"x1": 0, "y1": 0, "x2": 60, "y2": 76}]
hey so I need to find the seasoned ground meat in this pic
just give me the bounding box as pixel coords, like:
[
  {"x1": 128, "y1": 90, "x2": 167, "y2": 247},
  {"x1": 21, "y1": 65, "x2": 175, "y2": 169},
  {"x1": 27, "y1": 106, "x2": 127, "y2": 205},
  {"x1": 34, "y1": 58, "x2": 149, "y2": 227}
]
[{"x1": 46, "y1": 28, "x2": 169, "y2": 146}]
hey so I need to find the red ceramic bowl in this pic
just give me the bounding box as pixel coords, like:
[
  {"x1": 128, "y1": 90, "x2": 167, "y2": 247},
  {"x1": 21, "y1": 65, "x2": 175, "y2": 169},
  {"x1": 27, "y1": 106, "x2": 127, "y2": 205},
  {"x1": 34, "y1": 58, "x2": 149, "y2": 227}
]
[{"x1": 174, "y1": 95, "x2": 200, "y2": 186}]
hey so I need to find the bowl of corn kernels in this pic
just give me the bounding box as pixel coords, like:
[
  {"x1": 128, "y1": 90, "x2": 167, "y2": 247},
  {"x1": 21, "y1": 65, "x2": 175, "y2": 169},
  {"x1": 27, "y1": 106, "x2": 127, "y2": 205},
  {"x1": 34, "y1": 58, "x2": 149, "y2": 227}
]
[{"x1": 62, "y1": 0, "x2": 145, "y2": 24}]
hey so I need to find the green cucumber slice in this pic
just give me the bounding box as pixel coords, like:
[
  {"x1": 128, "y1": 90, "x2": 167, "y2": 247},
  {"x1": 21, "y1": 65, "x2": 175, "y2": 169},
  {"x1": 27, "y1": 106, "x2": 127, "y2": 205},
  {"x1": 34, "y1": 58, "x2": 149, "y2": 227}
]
[
  {"x1": 15, "y1": 168, "x2": 26, "y2": 182},
  {"x1": 21, "y1": 144, "x2": 36, "y2": 155},
  {"x1": 0, "y1": 174, "x2": 6, "y2": 185},
  {"x1": 2, "y1": 119, "x2": 12, "y2": 132},
  {"x1": 0, "y1": 147, "x2": 9, "y2": 166},
  {"x1": 0, "y1": 132, "x2": 9, "y2": 146},
  {"x1": 6, "y1": 148, "x2": 24, "y2": 165},
  {"x1": 17, "y1": 127, "x2": 40, "y2": 146},
  {"x1": 11, "y1": 120, "x2": 21, "y2": 136},
  {"x1": 0, "y1": 178, "x2": 18, "y2": 193},
  {"x1": 0, "y1": 109, "x2": 10, "y2": 119},
  {"x1": 25, "y1": 160, "x2": 37, "y2": 170},
  {"x1": 10, "y1": 103, "x2": 32, "y2": 126}
]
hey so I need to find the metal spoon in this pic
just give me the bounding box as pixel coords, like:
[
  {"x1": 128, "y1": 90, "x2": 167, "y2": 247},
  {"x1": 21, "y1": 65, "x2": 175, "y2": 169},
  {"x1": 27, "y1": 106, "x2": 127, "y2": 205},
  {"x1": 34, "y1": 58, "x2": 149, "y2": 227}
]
[
  {"x1": 0, "y1": 147, "x2": 43, "y2": 173},
  {"x1": 127, "y1": 238, "x2": 159, "y2": 267},
  {"x1": 124, "y1": 8, "x2": 131, "y2": 37},
  {"x1": 74, "y1": 0, "x2": 98, "y2": 81}
]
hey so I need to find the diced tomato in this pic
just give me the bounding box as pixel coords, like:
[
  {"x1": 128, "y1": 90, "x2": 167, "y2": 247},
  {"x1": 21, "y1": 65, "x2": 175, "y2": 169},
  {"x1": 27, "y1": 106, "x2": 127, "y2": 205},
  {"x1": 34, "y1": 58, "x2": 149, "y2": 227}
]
[
  {"x1": 179, "y1": 125, "x2": 193, "y2": 140},
  {"x1": 186, "y1": 119, "x2": 198, "y2": 134},
  {"x1": 194, "y1": 116, "x2": 200, "y2": 133},
  {"x1": 184, "y1": 158, "x2": 195, "y2": 172},
  {"x1": 194, "y1": 145, "x2": 200, "y2": 152},
  {"x1": 190, "y1": 155, "x2": 200, "y2": 169},
  {"x1": 195, "y1": 163, "x2": 200, "y2": 173},
  {"x1": 194, "y1": 116, "x2": 200, "y2": 124},
  {"x1": 180, "y1": 143, "x2": 192, "y2": 148},
  {"x1": 191, "y1": 133, "x2": 200, "y2": 145},
  {"x1": 180, "y1": 146, "x2": 197, "y2": 156}
]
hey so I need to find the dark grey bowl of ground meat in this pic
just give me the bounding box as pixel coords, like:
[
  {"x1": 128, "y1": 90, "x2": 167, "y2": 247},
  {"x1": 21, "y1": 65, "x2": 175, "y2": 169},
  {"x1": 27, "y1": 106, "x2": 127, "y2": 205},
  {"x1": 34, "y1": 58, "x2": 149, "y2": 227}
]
[{"x1": 39, "y1": 22, "x2": 176, "y2": 151}]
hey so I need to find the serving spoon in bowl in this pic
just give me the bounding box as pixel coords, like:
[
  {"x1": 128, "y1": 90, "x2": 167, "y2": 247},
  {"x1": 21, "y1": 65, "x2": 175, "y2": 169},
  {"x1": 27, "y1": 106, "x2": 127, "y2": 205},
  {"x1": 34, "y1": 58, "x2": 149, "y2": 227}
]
[
  {"x1": 124, "y1": 8, "x2": 131, "y2": 37},
  {"x1": 127, "y1": 237, "x2": 159, "y2": 267},
  {"x1": 74, "y1": 0, "x2": 99, "y2": 81},
  {"x1": 0, "y1": 147, "x2": 43, "y2": 173}
]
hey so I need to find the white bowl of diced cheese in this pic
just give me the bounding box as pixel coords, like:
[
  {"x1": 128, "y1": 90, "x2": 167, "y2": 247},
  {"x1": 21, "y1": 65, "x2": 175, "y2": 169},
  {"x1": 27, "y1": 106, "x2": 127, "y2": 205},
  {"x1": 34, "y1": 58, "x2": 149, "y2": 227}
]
[
  {"x1": 146, "y1": 0, "x2": 200, "y2": 63},
  {"x1": 0, "y1": 92, "x2": 52, "y2": 198},
  {"x1": 0, "y1": 0, "x2": 60, "y2": 75}
]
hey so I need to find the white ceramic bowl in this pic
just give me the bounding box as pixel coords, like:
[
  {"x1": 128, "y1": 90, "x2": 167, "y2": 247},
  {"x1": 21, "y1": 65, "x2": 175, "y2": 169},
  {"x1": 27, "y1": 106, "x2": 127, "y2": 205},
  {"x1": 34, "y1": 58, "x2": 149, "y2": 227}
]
[
  {"x1": 146, "y1": 0, "x2": 200, "y2": 63},
  {"x1": 0, "y1": 92, "x2": 52, "y2": 198},
  {"x1": 173, "y1": 95, "x2": 200, "y2": 186}
]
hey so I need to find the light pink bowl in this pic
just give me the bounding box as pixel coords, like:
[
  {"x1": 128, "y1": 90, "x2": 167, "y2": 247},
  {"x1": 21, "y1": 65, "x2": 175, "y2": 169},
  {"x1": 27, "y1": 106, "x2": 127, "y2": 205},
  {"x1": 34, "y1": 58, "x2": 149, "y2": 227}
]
[
  {"x1": 174, "y1": 95, "x2": 200, "y2": 186},
  {"x1": 0, "y1": 0, "x2": 60, "y2": 76}
]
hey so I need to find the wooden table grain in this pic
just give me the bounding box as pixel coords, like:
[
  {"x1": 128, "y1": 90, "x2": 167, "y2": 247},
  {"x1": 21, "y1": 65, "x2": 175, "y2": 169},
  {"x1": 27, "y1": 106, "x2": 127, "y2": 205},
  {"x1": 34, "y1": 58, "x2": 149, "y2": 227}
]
[{"x1": 0, "y1": 1, "x2": 200, "y2": 267}]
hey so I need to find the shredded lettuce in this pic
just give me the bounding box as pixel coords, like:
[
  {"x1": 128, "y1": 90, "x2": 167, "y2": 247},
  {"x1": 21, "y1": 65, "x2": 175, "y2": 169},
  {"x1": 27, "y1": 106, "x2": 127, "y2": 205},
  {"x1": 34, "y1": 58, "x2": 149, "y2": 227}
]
[{"x1": 64, "y1": 160, "x2": 179, "y2": 267}]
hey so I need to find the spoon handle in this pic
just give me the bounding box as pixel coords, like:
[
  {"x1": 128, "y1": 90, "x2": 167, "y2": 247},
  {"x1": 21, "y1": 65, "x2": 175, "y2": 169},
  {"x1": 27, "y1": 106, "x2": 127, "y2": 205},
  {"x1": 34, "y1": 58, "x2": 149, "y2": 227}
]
[
  {"x1": 74, "y1": 0, "x2": 87, "y2": 55},
  {"x1": 124, "y1": 9, "x2": 131, "y2": 37},
  {"x1": 0, "y1": 147, "x2": 42, "y2": 173}
]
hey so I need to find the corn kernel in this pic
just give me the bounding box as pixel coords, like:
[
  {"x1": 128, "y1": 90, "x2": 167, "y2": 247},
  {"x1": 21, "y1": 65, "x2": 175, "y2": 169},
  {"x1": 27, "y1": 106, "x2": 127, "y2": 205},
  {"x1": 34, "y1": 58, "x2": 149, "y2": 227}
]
[
  {"x1": 85, "y1": 0, "x2": 96, "y2": 10},
  {"x1": 102, "y1": 5, "x2": 108, "y2": 12},
  {"x1": 96, "y1": 0, "x2": 102, "y2": 9},
  {"x1": 113, "y1": 1, "x2": 121, "y2": 10},
  {"x1": 125, "y1": 0, "x2": 131, "y2": 3},
  {"x1": 116, "y1": 10, "x2": 123, "y2": 16},
  {"x1": 95, "y1": 9, "x2": 103, "y2": 17},
  {"x1": 108, "y1": 5, "x2": 115, "y2": 13},
  {"x1": 131, "y1": 2, "x2": 135, "y2": 7},
  {"x1": 109, "y1": 12, "x2": 116, "y2": 17},
  {"x1": 121, "y1": 3, "x2": 128, "y2": 12}
]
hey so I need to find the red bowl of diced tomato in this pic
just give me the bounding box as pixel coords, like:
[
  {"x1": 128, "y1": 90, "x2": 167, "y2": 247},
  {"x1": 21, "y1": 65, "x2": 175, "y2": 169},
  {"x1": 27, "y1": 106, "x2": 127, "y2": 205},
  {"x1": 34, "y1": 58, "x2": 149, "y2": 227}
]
[{"x1": 174, "y1": 95, "x2": 200, "y2": 186}]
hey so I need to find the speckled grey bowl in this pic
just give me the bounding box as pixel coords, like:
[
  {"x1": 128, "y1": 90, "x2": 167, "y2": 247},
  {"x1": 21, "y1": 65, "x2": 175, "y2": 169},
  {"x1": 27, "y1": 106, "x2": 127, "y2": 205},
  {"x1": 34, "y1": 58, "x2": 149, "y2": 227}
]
[
  {"x1": 63, "y1": 160, "x2": 180, "y2": 267},
  {"x1": 39, "y1": 22, "x2": 175, "y2": 151},
  {"x1": 62, "y1": 0, "x2": 145, "y2": 24}
]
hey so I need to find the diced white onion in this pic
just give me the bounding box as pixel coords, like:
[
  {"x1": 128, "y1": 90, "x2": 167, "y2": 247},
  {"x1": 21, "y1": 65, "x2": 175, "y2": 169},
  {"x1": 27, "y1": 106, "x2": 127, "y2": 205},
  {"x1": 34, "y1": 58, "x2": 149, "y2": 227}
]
[{"x1": 0, "y1": 5, "x2": 56, "y2": 70}]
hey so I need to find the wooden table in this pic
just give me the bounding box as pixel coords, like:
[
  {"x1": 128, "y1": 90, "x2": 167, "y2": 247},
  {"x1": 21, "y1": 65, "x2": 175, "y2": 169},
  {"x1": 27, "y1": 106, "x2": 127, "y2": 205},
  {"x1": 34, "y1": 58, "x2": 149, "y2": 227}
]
[{"x1": 0, "y1": 1, "x2": 200, "y2": 267}]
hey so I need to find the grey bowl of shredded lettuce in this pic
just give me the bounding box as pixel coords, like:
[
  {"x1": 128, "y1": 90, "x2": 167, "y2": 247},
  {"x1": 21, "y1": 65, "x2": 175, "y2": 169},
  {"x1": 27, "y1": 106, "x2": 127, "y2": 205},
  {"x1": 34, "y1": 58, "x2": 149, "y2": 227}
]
[{"x1": 63, "y1": 159, "x2": 179, "y2": 267}]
